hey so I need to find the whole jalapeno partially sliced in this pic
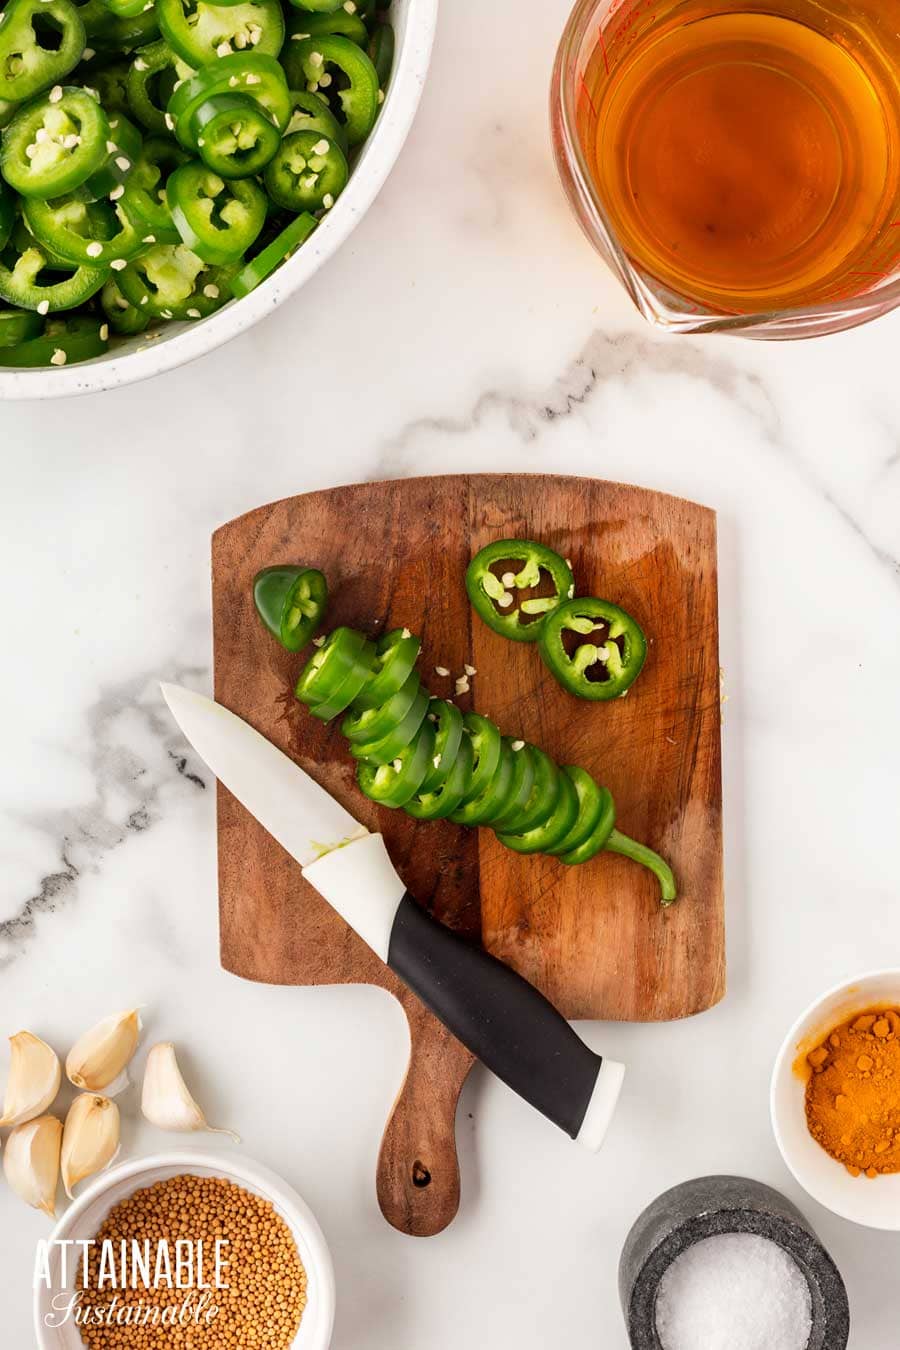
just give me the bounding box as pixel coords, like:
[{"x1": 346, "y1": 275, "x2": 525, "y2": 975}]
[
  {"x1": 230, "y1": 209, "x2": 316, "y2": 296},
  {"x1": 342, "y1": 670, "x2": 421, "y2": 745},
  {"x1": 350, "y1": 683, "x2": 430, "y2": 764},
  {"x1": 126, "y1": 39, "x2": 179, "y2": 134},
  {"x1": 167, "y1": 162, "x2": 266, "y2": 263},
  {"x1": 357, "y1": 722, "x2": 436, "y2": 809},
  {"x1": 0, "y1": 0, "x2": 86, "y2": 105},
  {"x1": 547, "y1": 767, "x2": 608, "y2": 857},
  {"x1": 539, "y1": 597, "x2": 647, "y2": 701},
  {"x1": 0, "y1": 314, "x2": 109, "y2": 365},
  {"x1": 264, "y1": 128, "x2": 347, "y2": 212},
  {"x1": 1, "y1": 90, "x2": 109, "y2": 199},
  {"x1": 451, "y1": 740, "x2": 515, "y2": 827},
  {"x1": 406, "y1": 734, "x2": 473, "y2": 821},
  {"x1": 498, "y1": 768, "x2": 579, "y2": 854},
  {"x1": 283, "y1": 35, "x2": 378, "y2": 146},
  {"x1": 494, "y1": 745, "x2": 559, "y2": 836},
  {"x1": 0, "y1": 306, "x2": 42, "y2": 347},
  {"x1": 466, "y1": 539, "x2": 575, "y2": 644},
  {"x1": 157, "y1": 0, "x2": 284, "y2": 68},
  {"x1": 253, "y1": 565, "x2": 328, "y2": 651},
  {"x1": 488, "y1": 739, "x2": 536, "y2": 833},
  {"x1": 454, "y1": 713, "x2": 501, "y2": 806},
  {"x1": 418, "y1": 698, "x2": 464, "y2": 794},
  {"x1": 557, "y1": 785, "x2": 616, "y2": 865},
  {"x1": 350, "y1": 628, "x2": 420, "y2": 712},
  {"x1": 24, "y1": 193, "x2": 144, "y2": 265},
  {"x1": 0, "y1": 243, "x2": 109, "y2": 311},
  {"x1": 101, "y1": 275, "x2": 148, "y2": 332}
]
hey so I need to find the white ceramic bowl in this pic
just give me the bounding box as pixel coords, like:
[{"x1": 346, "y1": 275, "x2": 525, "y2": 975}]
[
  {"x1": 771, "y1": 969, "x2": 900, "y2": 1231},
  {"x1": 34, "y1": 1150, "x2": 335, "y2": 1348},
  {"x1": 0, "y1": 0, "x2": 437, "y2": 400}
]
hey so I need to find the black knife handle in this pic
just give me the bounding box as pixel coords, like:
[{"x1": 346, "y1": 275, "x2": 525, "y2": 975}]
[{"x1": 388, "y1": 894, "x2": 607, "y2": 1142}]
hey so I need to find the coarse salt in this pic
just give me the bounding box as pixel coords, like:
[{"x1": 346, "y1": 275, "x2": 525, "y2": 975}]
[{"x1": 655, "y1": 1234, "x2": 812, "y2": 1350}]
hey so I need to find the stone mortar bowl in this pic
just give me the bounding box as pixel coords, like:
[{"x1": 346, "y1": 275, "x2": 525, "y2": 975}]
[{"x1": 619, "y1": 1175, "x2": 850, "y2": 1350}]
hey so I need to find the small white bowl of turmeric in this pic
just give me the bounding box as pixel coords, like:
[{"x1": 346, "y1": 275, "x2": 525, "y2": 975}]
[
  {"x1": 771, "y1": 968, "x2": 900, "y2": 1231},
  {"x1": 34, "y1": 1150, "x2": 335, "y2": 1349}
]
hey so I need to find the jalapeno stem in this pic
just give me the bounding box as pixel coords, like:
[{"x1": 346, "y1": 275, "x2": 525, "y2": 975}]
[{"x1": 604, "y1": 829, "x2": 677, "y2": 906}]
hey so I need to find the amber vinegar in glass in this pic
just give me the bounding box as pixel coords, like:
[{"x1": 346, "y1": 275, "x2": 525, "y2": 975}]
[{"x1": 580, "y1": 1, "x2": 900, "y2": 312}]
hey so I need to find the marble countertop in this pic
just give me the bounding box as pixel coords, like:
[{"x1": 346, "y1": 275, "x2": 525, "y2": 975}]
[{"x1": 2, "y1": 0, "x2": 900, "y2": 1344}]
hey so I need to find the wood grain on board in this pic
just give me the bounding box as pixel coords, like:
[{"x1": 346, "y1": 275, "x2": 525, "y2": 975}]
[{"x1": 212, "y1": 474, "x2": 724, "y2": 1237}]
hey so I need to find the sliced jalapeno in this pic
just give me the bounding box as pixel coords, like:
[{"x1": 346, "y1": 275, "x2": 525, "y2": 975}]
[
  {"x1": 418, "y1": 699, "x2": 464, "y2": 794},
  {"x1": 539, "y1": 597, "x2": 647, "y2": 701},
  {"x1": 157, "y1": 0, "x2": 284, "y2": 68},
  {"x1": 350, "y1": 682, "x2": 430, "y2": 763},
  {"x1": 495, "y1": 745, "x2": 559, "y2": 836},
  {"x1": 284, "y1": 8, "x2": 366, "y2": 45},
  {"x1": 253, "y1": 564, "x2": 328, "y2": 651},
  {"x1": 488, "y1": 740, "x2": 536, "y2": 833},
  {"x1": 350, "y1": 628, "x2": 420, "y2": 712},
  {"x1": 282, "y1": 87, "x2": 347, "y2": 152},
  {"x1": 295, "y1": 625, "x2": 374, "y2": 718},
  {"x1": 451, "y1": 740, "x2": 516, "y2": 827},
  {"x1": 126, "y1": 39, "x2": 179, "y2": 134},
  {"x1": 100, "y1": 274, "x2": 148, "y2": 332},
  {"x1": 0, "y1": 243, "x2": 108, "y2": 310},
  {"x1": 167, "y1": 162, "x2": 266, "y2": 263},
  {"x1": 189, "y1": 93, "x2": 283, "y2": 178},
  {"x1": 263, "y1": 128, "x2": 347, "y2": 212},
  {"x1": 119, "y1": 135, "x2": 186, "y2": 243},
  {"x1": 1, "y1": 89, "x2": 109, "y2": 199},
  {"x1": 0, "y1": 313, "x2": 108, "y2": 365},
  {"x1": 282, "y1": 35, "x2": 378, "y2": 146},
  {"x1": 406, "y1": 734, "x2": 473, "y2": 821},
  {"x1": 0, "y1": 305, "x2": 42, "y2": 346},
  {"x1": 0, "y1": 0, "x2": 86, "y2": 105},
  {"x1": 454, "y1": 713, "x2": 501, "y2": 806},
  {"x1": 466, "y1": 539, "x2": 575, "y2": 644},
  {"x1": 357, "y1": 722, "x2": 436, "y2": 809},
  {"x1": 342, "y1": 670, "x2": 422, "y2": 746},
  {"x1": 116, "y1": 241, "x2": 232, "y2": 318},
  {"x1": 557, "y1": 783, "x2": 615, "y2": 864},
  {"x1": 498, "y1": 769, "x2": 579, "y2": 854},
  {"x1": 367, "y1": 21, "x2": 393, "y2": 88},
  {"x1": 24, "y1": 193, "x2": 144, "y2": 265},
  {"x1": 547, "y1": 767, "x2": 609, "y2": 857},
  {"x1": 230, "y1": 208, "x2": 316, "y2": 296}
]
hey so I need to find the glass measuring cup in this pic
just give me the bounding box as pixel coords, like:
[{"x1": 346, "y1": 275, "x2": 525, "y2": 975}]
[{"x1": 551, "y1": 0, "x2": 900, "y2": 338}]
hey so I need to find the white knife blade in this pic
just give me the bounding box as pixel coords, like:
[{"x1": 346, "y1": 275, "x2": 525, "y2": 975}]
[{"x1": 161, "y1": 683, "x2": 368, "y2": 868}]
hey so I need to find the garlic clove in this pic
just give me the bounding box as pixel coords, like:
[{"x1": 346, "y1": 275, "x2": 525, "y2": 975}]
[
  {"x1": 66, "y1": 1009, "x2": 142, "y2": 1093},
  {"x1": 3, "y1": 1115, "x2": 63, "y2": 1217},
  {"x1": 141, "y1": 1042, "x2": 239, "y2": 1142},
  {"x1": 61, "y1": 1094, "x2": 120, "y2": 1199},
  {"x1": 0, "y1": 1032, "x2": 62, "y2": 1127}
]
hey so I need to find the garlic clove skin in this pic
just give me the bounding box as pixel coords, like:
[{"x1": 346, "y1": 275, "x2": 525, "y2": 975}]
[
  {"x1": 61, "y1": 1094, "x2": 120, "y2": 1199},
  {"x1": 0, "y1": 1032, "x2": 62, "y2": 1128},
  {"x1": 3, "y1": 1115, "x2": 63, "y2": 1217},
  {"x1": 66, "y1": 1009, "x2": 142, "y2": 1093},
  {"x1": 141, "y1": 1042, "x2": 239, "y2": 1142}
]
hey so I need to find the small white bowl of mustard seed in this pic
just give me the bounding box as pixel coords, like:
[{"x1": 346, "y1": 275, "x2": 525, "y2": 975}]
[{"x1": 35, "y1": 1151, "x2": 335, "y2": 1350}]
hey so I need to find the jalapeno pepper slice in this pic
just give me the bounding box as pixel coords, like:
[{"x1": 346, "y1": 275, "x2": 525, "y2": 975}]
[
  {"x1": 493, "y1": 745, "x2": 559, "y2": 835},
  {"x1": 282, "y1": 87, "x2": 347, "y2": 152},
  {"x1": 168, "y1": 53, "x2": 291, "y2": 138},
  {"x1": 230, "y1": 207, "x2": 315, "y2": 296},
  {"x1": 342, "y1": 670, "x2": 421, "y2": 746},
  {"x1": 285, "y1": 8, "x2": 367, "y2": 45},
  {"x1": 0, "y1": 313, "x2": 108, "y2": 364},
  {"x1": 157, "y1": 0, "x2": 285, "y2": 68},
  {"x1": 100, "y1": 274, "x2": 147, "y2": 331},
  {"x1": 357, "y1": 722, "x2": 436, "y2": 809},
  {"x1": 73, "y1": 0, "x2": 159, "y2": 51},
  {"x1": 117, "y1": 241, "x2": 235, "y2": 317},
  {"x1": 296, "y1": 625, "x2": 368, "y2": 705},
  {"x1": 498, "y1": 768, "x2": 579, "y2": 854},
  {"x1": 104, "y1": 0, "x2": 151, "y2": 21},
  {"x1": 367, "y1": 22, "x2": 393, "y2": 87},
  {"x1": 0, "y1": 304, "x2": 41, "y2": 345},
  {"x1": 287, "y1": 0, "x2": 344, "y2": 13},
  {"x1": 418, "y1": 698, "x2": 464, "y2": 794},
  {"x1": 188, "y1": 93, "x2": 282, "y2": 178},
  {"x1": 253, "y1": 564, "x2": 327, "y2": 651},
  {"x1": 1, "y1": 90, "x2": 109, "y2": 199},
  {"x1": 0, "y1": 181, "x2": 14, "y2": 249},
  {"x1": 539, "y1": 597, "x2": 647, "y2": 701},
  {"x1": 487, "y1": 739, "x2": 536, "y2": 833},
  {"x1": 350, "y1": 682, "x2": 430, "y2": 763},
  {"x1": 74, "y1": 110, "x2": 142, "y2": 201},
  {"x1": 454, "y1": 713, "x2": 501, "y2": 806},
  {"x1": 466, "y1": 540, "x2": 575, "y2": 644},
  {"x1": 0, "y1": 242, "x2": 108, "y2": 310},
  {"x1": 166, "y1": 161, "x2": 265, "y2": 262},
  {"x1": 547, "y1": 767, "x2": 609, "y2": 856},
  {"x1": 350, "y1": 627, "x2": 420, "y2": 712},
  {"x1": 451, "y1": 740, "x2": 516, "y2": 827},
  {"x1": 118, "y1": 135, "x2": 185, "y2": 243},
  {"x1": 263, "y1": 128, "x2": 346, "y2": 211},
  {"x1": 0, "y1": 0, "x2": 86, "y2": 106},
  {"x1": 126, "y1": 39, "x2": 179, "y2": 134},
  {"x1": 557, "y1": 785, "x2": 615, "y2": 864},
  {"x1": 283, "y1": 35, "x2": 378, "y2": 146},
  {"x1": 24, "y1": 192, "x2": 144, "y2": 264},
  {"x1": 90, "y1": 59, "x2": 132, "y2": 114},
  {"x1": 406, "y1": 734, "x2": 473, "y2": 821}
]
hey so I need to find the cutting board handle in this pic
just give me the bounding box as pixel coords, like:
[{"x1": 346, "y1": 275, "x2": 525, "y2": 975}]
[{"x1": 376, "y1": 995, "x2": 475, "y2": 1237}]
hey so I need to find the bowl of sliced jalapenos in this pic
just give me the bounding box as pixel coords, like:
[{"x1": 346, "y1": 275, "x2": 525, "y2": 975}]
[{"x1": 0, "y1": 0, "x2": 436, "y2": 396}]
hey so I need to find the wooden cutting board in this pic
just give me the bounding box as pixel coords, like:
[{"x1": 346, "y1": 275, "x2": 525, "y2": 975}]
[{"x1": 212, "y1": 474, "x2": 724, "y2": 1237}]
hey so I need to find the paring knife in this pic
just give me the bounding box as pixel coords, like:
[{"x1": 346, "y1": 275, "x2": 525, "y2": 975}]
[{"x1": 161, "y1": 683, "x2": 625, "y2": 1151}]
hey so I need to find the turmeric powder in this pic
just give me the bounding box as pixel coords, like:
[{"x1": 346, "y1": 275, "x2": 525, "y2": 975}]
[{"x1": 805, "y1": 1007, "x2": 900, "y2": 1178}]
